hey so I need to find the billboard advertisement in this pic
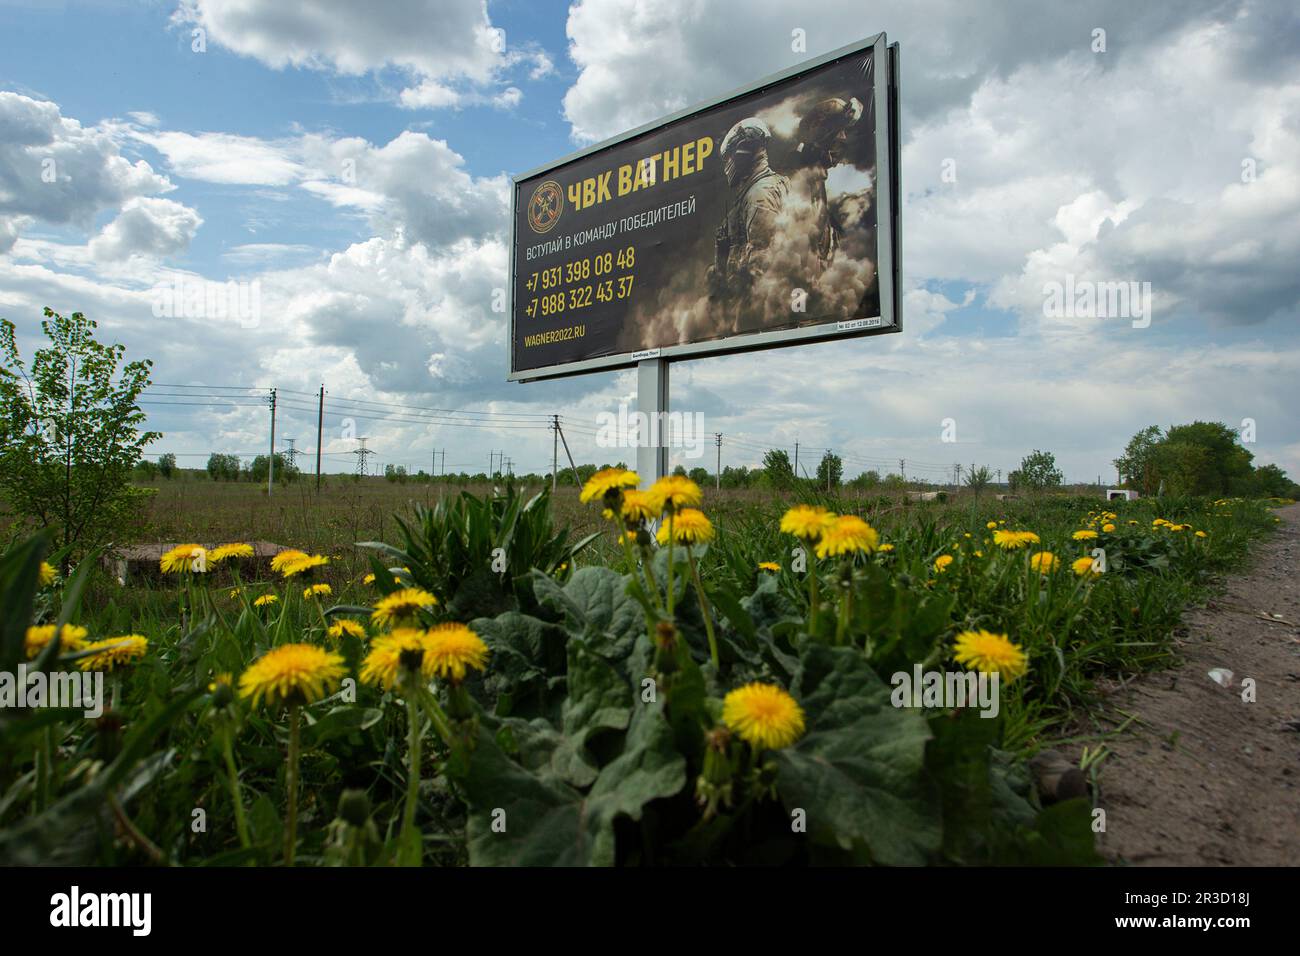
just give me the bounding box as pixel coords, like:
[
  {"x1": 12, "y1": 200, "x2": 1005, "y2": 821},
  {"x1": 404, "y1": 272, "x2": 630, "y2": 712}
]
[{"x1": 509, "y1": 33, "x2": 899, "y2": 381}]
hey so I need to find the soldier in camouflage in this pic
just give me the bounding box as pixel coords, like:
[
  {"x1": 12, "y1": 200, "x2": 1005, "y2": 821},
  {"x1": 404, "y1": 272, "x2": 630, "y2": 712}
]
[
  {"x1": 708, "y1": 118, "x2": 789, "y2": 319},
  {"x1": 794, "y1": 96, "x2": 863, "y2": 272}
]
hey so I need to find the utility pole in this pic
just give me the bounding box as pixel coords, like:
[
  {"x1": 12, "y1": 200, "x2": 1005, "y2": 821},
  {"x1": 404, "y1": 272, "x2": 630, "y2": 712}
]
[
  {"x1": 715, "y1": 433, "x2": 722, "y2": 490},
  {"x1": 315, "y1": 384, "x2": 324, "y2": 492},
  {"x1": 267, "y1": 388, "x2": 276, "y2": 496},
  {"x1": 953, "y1": 462, "x2": 961, "y2": 490},
  {"x1": 552, "y1": 414, "x2": 559, "y2": 493},
  {"x1": 899, "y1": 458, "x2": 906, "y2": 484},
  {"x1": 793, "y1": 441, "x2": 799, "y2": 481},
  {"x1": 828, "y1": 449, "x2": 833, "y2": 493},
  {"x1": 440, "y1": 450, "x2": 445, "y2": 476},
  {"x1": 555, "y1": 419, "x2": 582, "y2": 488}
]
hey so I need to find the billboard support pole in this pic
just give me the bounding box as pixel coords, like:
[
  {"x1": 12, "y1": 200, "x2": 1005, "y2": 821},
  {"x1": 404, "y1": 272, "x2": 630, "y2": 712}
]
[{"x1": 636, "y1": 358, "x2": 669, "y2": 488}]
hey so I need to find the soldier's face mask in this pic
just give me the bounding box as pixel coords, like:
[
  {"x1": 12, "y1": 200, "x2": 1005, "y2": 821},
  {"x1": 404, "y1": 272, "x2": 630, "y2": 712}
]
[{"x1": 724, "y1": 150, "x2": 755, "y2": 187}]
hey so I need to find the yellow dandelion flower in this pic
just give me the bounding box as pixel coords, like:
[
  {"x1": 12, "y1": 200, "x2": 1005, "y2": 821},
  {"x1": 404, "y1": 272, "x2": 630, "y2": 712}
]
[
  {"x1": 1072, "y1": 555, "x2": 1100, "y2": 577},
  {"x1": 228, "y1": 587, "x2": 243, "y2": 599},
  {"x1": 779, "y1": 504, "x2": 835, "y2": 541},
  {"x1": 280, "y1": 554, "x2": 329, "y2": 577},
  {"x1": 986, "y1": 521, "x2": 997, "y2": 530},
  {"x1": 580, "y1": 467, "x2": 640, "y2": 504},
  {"x1": 24, "y1": 624, "x2": 89, "y2": 659},
  {"x1": 933, "y1": 554, "x2": 954, "y2": 573},
  {"x1": 1029, "y1": 551, "x2": 1059, "y2": 573},
  {"x1": 39, "y1": 561, "x2": 57, "y2": 586},
  {"x1": 878, "y1": 542, "x2": 895, "y2": 553},
  {"x1": 424, "y1": 622, "x2": 490, "y2": 682},
  {"x1": 993, "y1": 530, "x2": 1039, "y2": 550},
  {"x1": 239, "y1": 643, "x2": 346, "y2": 709},
  {"x1": 360, "y1": 628, "x2": 431, "y2": 689},
  {"x1": 1102, "y1": 523, "x2": 1116, "y2": 533},
  {"x1": 815, "y1": 515, "x2": 879, "y2": 558},
  {"x1": 328, "y1": 619, "x2": 368, "y2": 642},
  {"x1": 617, "y1": 530, "x2": 638, "y2": 546},
  {"x1": 270, "y1": 549, "x2": 309, "y2": 572},
  {"x1": 371, "y1": 587, "x2": 438, "y2": 628},
  {"x1": 160, "y1": 543, "x2": 207, "y2": 573},
  {"x1": 1152, "y1": 518, "x2": 1169, "y2": 528},
  {"x1": 253, "y1": 594, "x2": 279, "y2": 607},
  {"x1": 1195, "y1": 530, "x2": 1208, "y2": 538},
  {"x1": 77, "y1": 635, "x2": 148, "y2": 672},
  {"x1": 363, "y1": 572, "x2": 376, "y2": 585},
  {"x1": 722, "y1": 683, "x2": 805, "y2": 751},
  {"x1": 1071, "y1": 530, "x2": 1097, "y2": 541},
  {"x1": 209, "y1": 542, "x2": 254, "y2": 563},
  {"x1": 953, "y1": 630, "x2": 1028, "y2": 682},
  {"x1": 304, "y1": 583, "x2": 333, "y2": 599},
  {"x1": 646, "y1": 474, "x2": 703, "y2": 513},
  {"x1": 757, "y1": 561, "x2": 781, "y2": 572},
  {"x1": 656, "y1": 507, "x2": 714, "y2": 545},
  {"x1": 619, "y1": 489, "x2": 657, "y2": 524}
]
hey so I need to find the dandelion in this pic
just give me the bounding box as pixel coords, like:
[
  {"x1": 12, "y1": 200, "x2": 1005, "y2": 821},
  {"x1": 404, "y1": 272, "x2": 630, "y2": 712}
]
[
  {"x1": 303, "y1": 583, "x2": 333, "y2": 600},
  {"x1": 360, "y1": 629, "x2": 433, "y2": 690},
  {"x1": 25, "y1": 624, "x2": 89, "y2": 659},
  {"x1": 933, "y1": 554, "x2": 954, "y2": 573},
  {"x1": 878, "y1": 542, "x2": 895, "y2": 553},
  {"x1": 328, "y1": 619, "x2": 367, "y2": 642},
  {"x1": 238, "y1": 643, "x2": 345, "y2": 866},
  {"x1": 228, "y1": 587, "x2": 243, "y2": 599},
  {"x1": 1195, "y1": 530, "x2": 1207, "y2": 538},
  {"x1": 371, "y1": 587, "x2": 438, "y2": 628},
  {"x1": 722, "y1": 683, "x2": 805, "y2": 751},
  {"x1": 986, "y1": 521, "x2": 997, "y2": 530},
  {"x1": 953, "y1": 630, "x2": 1028, "y2": 682},
  {"x1": 77, "y1": 635, "x2": 148, "y2": 672},
  {"x1": 1071, "y1": 530, "x2": 1097, "y2": 541},
  {"x1": 270, "y1": 549, "x2": 309, "y2": 573},
  {"x1": 993, "y1": 530, "x2": 1039, "y2": 550},
  {"x1": 239, "y1": 644, "x2": 345, "y2": 709},
  {"x1": 1029, "y1": 551, "x2": 1059, "y2": 573},
  {"x1": 757, "y1": 561, "x2": 780, "y2": 572},
  {"x1": 38, "y1": 562, "x2": 57, "y2": 587},
  {"x1": 160, "y1": 543, "x2": 207, "y2": 574},
  {"x1": 580, "y1": 467, "x2": 640, "y2": 504},
  {"x1": 780, "y1": 505, "x2": 835, "y2": 541},
  {"x1": 1072, "y1": 556, "x2": 1100, "y2": 577},
  {"x1": 253, "y1": 594, "x2": 279, "y2": 607},
  {"x1": 1102, "y1": 523, "x2": 1116, "y2": 533},
  {"x1": 619, "y1": 489, "x2": 657, "y2": 524},
  {"x1": 280, "y1": 554, "x2": 329, "y2": 577},
  {"x1": 656, "y1": 507, "x2": 714, "y2": 545},
  {"x1": 646, "y1": 474, "x2": 702, "y2": 514},
  {"x1": 815, "y1": 515, "x2": 879, "y2": 558},
  {"x1": 209, "y1": 542, "x2": 254, "y2": 563},
  {"x1": 424, "y1": 623, "x2": 490, "y2": 683},
  {"x1": 363, "y1": 572, "x2": 376, "y2": 585}
]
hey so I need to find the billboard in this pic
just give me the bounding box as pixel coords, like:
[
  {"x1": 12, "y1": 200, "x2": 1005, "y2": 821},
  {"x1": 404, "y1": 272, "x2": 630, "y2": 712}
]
[{"x1": 509, "y1": 33, "x2": 900, "y2": 382}]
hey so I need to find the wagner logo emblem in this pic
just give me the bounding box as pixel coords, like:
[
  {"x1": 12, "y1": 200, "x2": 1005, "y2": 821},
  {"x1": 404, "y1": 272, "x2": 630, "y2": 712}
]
[{"x1": 527, "y1": 180, "x2": 564, "y2": 234}]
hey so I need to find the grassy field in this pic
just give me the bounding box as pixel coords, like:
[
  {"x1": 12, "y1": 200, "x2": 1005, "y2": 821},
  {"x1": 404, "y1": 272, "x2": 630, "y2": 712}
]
[{"x1": 1, "y1": 475, "x2": 1287, "y2": 866}]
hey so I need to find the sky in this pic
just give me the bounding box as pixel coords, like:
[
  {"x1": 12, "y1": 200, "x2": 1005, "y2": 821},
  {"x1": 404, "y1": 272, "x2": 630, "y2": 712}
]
[{"x1": 1, "y1": 0, "x2": 1297, "y2": 485}]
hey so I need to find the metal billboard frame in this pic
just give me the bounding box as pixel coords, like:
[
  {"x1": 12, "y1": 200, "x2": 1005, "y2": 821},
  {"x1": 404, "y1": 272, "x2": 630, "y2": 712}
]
[{"x1": 507, "y1": 32, "x2": 900, "y2": 384}]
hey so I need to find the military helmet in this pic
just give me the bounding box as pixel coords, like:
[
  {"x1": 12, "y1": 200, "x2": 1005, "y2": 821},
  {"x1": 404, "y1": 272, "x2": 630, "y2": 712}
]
[
  {"x1": 720, "y1": 117, "x2": 772, "y2": 186},
  {"x1": 796, "y1": 96, "x2": 863, "y2": 150}
]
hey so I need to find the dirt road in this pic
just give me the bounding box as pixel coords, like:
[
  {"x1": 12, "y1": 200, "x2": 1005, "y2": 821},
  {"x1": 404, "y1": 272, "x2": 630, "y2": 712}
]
[{"x1": 1088, "y1": 503, "x2": 1300, "y2": 865}]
